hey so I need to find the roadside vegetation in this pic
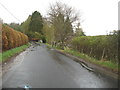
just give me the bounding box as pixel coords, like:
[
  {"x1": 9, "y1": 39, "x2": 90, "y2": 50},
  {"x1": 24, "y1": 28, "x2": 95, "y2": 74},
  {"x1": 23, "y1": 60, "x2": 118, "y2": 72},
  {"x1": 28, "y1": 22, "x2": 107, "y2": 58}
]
[
  {"x1": 2, "y1": 24, "x2": 29, "y2": 51},
  {"x1": 6, "y1": 11, "x2": 45, "y2": 42},
  {"x1": 64, "y1": 49, "x2": 119, "y2": 72},
  {"x1": 0, "y1": 44, "x2": 30, "y2": 63},
  {"x1": 71, "y1": 33, "x2": 118, "y2": 63},
  {"x1": 1, "y1": 24, "x2": 29, "y2": 63}
]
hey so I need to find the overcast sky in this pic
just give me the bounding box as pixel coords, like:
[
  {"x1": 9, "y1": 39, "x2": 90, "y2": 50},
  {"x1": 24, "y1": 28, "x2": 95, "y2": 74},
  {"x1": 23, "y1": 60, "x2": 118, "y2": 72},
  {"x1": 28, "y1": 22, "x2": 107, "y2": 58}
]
[{"x1": 0, "y1": 0, "x2": 119, "y2": 36}]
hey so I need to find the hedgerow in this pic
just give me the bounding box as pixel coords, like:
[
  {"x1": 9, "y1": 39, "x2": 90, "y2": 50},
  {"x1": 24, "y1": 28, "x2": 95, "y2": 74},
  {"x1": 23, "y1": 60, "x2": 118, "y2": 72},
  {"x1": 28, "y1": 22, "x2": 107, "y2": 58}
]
[
  {"x1": 2, "y1": 24, "x2": 29, "y2": 51},
  {"x1": 71, "y1": 35, "x2": 118, "y2": 63}
]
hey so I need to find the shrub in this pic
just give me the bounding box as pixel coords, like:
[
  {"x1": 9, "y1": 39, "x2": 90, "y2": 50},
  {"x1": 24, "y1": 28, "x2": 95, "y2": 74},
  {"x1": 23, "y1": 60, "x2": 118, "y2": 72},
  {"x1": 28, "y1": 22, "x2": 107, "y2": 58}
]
[
  {"x1": 71, "y1": 35, "x2": 118, "y2": 63},
  {"x1": 2, "y1": 24, "x2": 29, "y2": 51}
]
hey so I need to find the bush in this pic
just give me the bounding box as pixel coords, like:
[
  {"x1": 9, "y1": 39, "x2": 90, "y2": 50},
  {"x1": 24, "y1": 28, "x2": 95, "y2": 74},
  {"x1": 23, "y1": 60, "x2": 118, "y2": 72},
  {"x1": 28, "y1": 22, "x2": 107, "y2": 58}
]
[
  {"x1": 71, "y1": 35, "x2": 118, "y2": 63},
  {"x1": 2, "y1": 24, "x2": 29, "y2": 51}
]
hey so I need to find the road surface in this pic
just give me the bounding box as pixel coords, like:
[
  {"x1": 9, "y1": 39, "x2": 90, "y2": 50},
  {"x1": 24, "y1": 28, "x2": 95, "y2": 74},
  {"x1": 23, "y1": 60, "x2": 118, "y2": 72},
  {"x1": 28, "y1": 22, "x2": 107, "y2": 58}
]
[{"x1": 2, "y1": 43, "x2": 118, "y2": 88}]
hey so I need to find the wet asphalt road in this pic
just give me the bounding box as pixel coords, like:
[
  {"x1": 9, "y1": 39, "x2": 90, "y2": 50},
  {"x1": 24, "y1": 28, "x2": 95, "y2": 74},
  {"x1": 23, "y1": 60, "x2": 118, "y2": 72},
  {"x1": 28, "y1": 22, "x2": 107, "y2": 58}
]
[{"x1": 2, "y1": 43, "x2": 118, "y2": 88}]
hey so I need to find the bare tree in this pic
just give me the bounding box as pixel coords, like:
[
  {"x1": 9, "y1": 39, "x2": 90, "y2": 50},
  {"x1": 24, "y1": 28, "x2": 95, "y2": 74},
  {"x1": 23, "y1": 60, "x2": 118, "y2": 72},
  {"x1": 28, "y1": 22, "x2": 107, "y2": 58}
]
[
  {"x1": 48, "y1": 2, "x2": 79, "y2": 23},
  {"x1": 48, "y1": 2, "x2": 80, "y2": 49},
  {"x1": 75, "y1": 22, "x2": 85, "y2": 36}
]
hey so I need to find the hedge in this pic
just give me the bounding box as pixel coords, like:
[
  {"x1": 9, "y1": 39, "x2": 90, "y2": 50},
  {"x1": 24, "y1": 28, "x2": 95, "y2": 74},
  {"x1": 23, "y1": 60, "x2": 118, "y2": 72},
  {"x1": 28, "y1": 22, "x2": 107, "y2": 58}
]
[
  {"x1": 71, "y1": 35, "x2": 118, "y2": 63},
  {"x1": 2, "y1": 24, "x2": 29, "y2": 51}
]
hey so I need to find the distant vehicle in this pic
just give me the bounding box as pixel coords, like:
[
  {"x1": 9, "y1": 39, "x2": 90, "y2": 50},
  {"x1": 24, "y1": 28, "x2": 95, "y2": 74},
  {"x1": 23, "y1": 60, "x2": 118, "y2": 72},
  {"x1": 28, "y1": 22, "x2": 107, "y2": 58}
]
[
  {"x1": 39, "y1": 40, "x2": 43, "y2": 43},
  {"x1": 31, "y1": 38, "x2": 39, "y2": 42}
]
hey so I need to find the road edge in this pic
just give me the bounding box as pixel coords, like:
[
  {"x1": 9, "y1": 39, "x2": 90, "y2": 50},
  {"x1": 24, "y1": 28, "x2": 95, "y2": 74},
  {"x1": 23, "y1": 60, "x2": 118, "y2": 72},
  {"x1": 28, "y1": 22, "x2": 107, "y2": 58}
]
[{"x1": 54, "y1": 49, "x2": 119, "y2": 80}]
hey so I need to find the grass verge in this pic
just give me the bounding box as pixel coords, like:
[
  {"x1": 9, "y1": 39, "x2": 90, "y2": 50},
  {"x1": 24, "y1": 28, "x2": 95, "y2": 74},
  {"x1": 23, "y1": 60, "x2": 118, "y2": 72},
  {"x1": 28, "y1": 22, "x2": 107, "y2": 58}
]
[
  {"x1": 64, "y1": 49, "x2": 119, "y2": 72},
  {"x1": 46, "y1": 43, "x2": 119, "y2": 73},
  {"x1": 0, "y1": 43, "x2": 30, "y2": 63}
]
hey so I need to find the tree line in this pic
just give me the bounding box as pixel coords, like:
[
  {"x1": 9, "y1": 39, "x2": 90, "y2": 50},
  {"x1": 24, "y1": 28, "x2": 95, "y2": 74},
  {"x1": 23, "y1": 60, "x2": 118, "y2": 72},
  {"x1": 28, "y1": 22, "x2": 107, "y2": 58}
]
[
  {"x1": 7, "y1": 2, "x2": 85, "y2": 44},
  {"x1": 7, "y1": 11, "x2": 44, "y2": 41}
]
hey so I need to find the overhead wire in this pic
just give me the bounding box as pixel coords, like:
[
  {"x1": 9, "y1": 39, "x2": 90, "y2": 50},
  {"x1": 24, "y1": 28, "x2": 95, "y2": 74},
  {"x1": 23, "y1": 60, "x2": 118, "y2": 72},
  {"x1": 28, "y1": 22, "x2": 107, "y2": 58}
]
[{"x1": 0, "y1": 2, "x2": 21, "y2": 22}]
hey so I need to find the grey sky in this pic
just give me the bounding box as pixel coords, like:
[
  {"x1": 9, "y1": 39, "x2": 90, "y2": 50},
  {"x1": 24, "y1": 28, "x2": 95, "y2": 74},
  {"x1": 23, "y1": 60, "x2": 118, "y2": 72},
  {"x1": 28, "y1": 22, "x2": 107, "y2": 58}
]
[{"x1": 0, "y1": 0, "x2": 119, "y2": 35}]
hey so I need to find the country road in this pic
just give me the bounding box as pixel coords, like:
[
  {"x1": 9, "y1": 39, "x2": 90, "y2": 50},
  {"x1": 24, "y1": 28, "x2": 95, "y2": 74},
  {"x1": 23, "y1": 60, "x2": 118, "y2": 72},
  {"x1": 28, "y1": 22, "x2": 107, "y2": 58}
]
[{"x1": 2, "y1": 43, "x2": 118, "y2": 88}]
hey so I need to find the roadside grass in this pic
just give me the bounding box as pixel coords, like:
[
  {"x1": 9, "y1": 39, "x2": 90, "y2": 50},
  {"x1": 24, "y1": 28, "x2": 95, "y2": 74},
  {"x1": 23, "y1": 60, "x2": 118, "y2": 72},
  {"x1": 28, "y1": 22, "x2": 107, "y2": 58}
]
[
  {"x1": 0, "y1": 43, "x2": 30, "y2": 63},
  {"x1": 46, "y1": 43, "x2": 119, "y2": 72},
  {"x1": 64, "y1": 48, "x2": 119, "y2": 72}
]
